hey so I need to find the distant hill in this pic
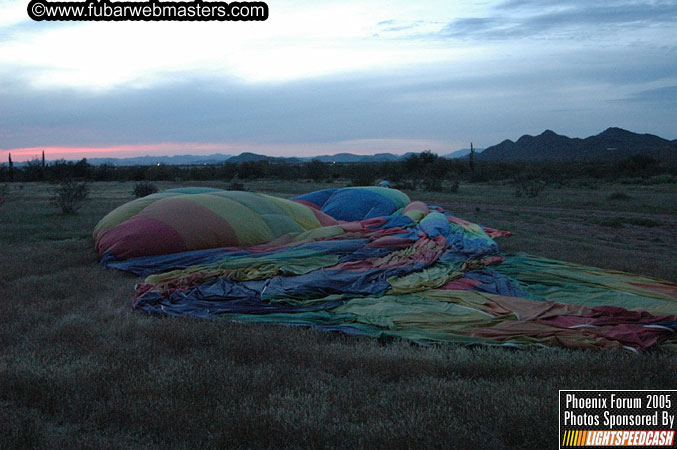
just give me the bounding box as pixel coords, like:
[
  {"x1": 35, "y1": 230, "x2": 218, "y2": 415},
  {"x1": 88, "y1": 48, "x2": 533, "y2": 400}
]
[
  {"x1": 311, "y1": 153, "x2": 401, "y2": 163},
  {"x1": 443, "y1": 147, "x2": 485, "y2": 159},
  {"x1": 479, "y1": 128, "x2": 676, "y2": 161},
  {"x1": 226, "y1": 152, "x2": 301, "y2": 164},
  {"x1": 32, "y1": 128, "x2": 675, "y2": 167},
  {"x1": 71, "y1": 150, "x2": 494, "y2": 167},
  {"x1": 228, "y1": 152, "x2": 403, "y2": 164},
  {"x1": 87, "y1": 154, "x2": 233, "y2": 166},
  {"x1": 76, "y1": 151, "x2": 406, "y2": 166}
]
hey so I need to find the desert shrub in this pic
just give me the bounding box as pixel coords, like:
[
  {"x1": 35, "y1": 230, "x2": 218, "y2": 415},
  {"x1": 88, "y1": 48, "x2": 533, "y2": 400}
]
[
  {"x1": 303, "y1": 159, "x2": 329, "y2": 181},
  {"x1": 590, "y1": 216, "x2": 660, "y2": 228},
  {"x1": 229, "y1": 176, "x2": 244, "y2": 191},
  {"x1": 595, "y1": 217, "x2": 625, "y2": 228},
  {"x1": 133, "y1": 181, "x2": 158, "y2": 198},
  {"x1": 422, "y1": 177, "x2": 443, "y2": 192},
  {"x1": 607, "y1": 191, "x2": 631, "y2": 201},
  {"x1": 576, "y1": 180, "x2": 599, "y2": 190},
  {"x1": 647, "y1": 174, "x2": 676, "y2": 185},
  {"x1": 616, "y1": 154, "x2": 657, "y2": 175},
  {"x1": 349, "y1": 170, "x2": 374, "y2": 187},
  {"x1": 394, "y1": 181, "x2": 416, "y2": 191},
  {"x1": 514, "y1": 179, "x2": 546, "y2": 198},
  {"x1": 624, "y1": 217, "x2": 661, "y2": 227},
  {"x1": 50, "y1": 180, "x2": 89, "y2": 214},
  {"x1": 92, "y1": 163, "x2": 116, "y2": 181},
  {"x1": 0, "y1": 184, "x2": 7, "y2": 207},
  {"x1": 618, "y1": 177, "x2": 645, "y2": 185}
]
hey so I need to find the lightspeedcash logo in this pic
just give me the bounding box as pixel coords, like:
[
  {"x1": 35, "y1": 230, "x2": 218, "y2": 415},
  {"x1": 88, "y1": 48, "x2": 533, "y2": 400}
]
[
  {"x1": 559, "y1": 390, "x2": 677, "y2": 449},
  {"x1": 562, "y1": 430, "x2": 675, "y2": 447}
]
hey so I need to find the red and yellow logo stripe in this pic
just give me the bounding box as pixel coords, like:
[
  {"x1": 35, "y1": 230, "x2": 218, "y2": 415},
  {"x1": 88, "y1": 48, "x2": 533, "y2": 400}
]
[{"x1": 562, "y1": 430, "x2": 588, "y2": 447}]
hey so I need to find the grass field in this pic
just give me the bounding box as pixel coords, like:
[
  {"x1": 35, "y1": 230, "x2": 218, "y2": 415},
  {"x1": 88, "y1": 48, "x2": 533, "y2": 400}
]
[{"x1": 1, "y1": 180, "x2": 676, "y2": 449}]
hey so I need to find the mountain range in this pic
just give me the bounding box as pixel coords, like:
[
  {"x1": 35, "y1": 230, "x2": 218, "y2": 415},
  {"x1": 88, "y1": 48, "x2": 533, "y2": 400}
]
[
  {"x1": 86, "y1": 154, "x2": 234, "y2": 166},
  {"x1": 223, "y1": 152, "x2": 408, "y2": 164},
  {"x1": 82, "y1": 151, "x2": 414, "y2": 166},
  {"x1": 443, "y1": 147, "x2": 486, "y2": 159},
  {"x1": 478, "y1": 127, "x2": 676, "y2": 161},
  {"x1": 23, "y1": 127, "x2": 675, "y2": 166}
]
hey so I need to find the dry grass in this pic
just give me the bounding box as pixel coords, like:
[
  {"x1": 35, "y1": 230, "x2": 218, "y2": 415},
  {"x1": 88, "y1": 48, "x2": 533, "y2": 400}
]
[
  {"x1": 412, "y1": 182, "x2": 676, "y2": 281},
  {"x1": 1, "y1": 180, "x2": 676, "y2": 449}
]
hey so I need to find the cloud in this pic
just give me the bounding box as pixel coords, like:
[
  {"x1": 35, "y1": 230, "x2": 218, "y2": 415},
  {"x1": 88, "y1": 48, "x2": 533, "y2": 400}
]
[
  {"x1": 0, "y1": 63, "x2": 565, "y2": 156},
  {"x1": 1, "y1": 0, "x2": 676, "y2": 159},
  {"x1": 441, "y1": 0, "x2": 677, "y2": 40},
  {"x1": 0, "y1": 1, "x2": 468, "y2": 90},
  {"x1": 2, "y1": 46, "x2": 676, "y2": 160},
  {"x1": 615, "y1": 85, "x2": 677, "y2": 104},
  {"x1": 372, "y1": 19, "x2": 442, "y2": 35},
  {"x1": 0, "y1": 72, "x2": 473, "y2": 149}
]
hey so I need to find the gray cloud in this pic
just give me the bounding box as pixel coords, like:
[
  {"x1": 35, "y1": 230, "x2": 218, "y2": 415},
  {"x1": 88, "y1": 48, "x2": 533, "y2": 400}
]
[
  {"x1": 441, "y1": 1, "x2": 677, "y2": 40},
  {"x1": 615, "y1": 85, "x2": 677, "y2": 104},
  {"x1": 0, "y1": 73, "x2": 469, "y2": 148},
  {"x1": 2, "y1": 51, "x2": 676, "y2": 153},
  {"x1": 372, "y1": 19, "x2": 440, "y2": 36},
  {"x1": 3, "y1": 1, "x2": 677, "y2": 153},
  {"x1": 0, "y1": 19, "x2": 81, "y2": 43}
]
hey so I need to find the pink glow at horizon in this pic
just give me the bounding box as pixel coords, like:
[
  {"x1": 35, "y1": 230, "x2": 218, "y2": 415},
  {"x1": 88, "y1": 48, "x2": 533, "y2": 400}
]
[
  {"x1": 1, "y1": 138, "x2": 451, "y2": 162},
  {"x1": 0, "y1": 142, "x2": 237, "y2": 162}
]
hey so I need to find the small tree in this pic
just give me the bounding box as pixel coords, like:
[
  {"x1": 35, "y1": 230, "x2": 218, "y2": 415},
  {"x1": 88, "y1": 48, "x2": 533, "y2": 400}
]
[
  {"x1": 51, "y1": 179, "x2": 89, "y2": 214},
  {"x1": 229, "y1": 175, "x2": 244, "y2": 191},
  {"x1": 349, "y1": 169, "x2": 374, "y2": 186},
  {"x1": 133, "y1": 181, "x2": 158, "y2": 198},
  {"x1": 469, "y1": 142, "x2": 475, "y2": 176},
  {"x1": 304, "y1": 159, "x2": 328, "y2": 181}
]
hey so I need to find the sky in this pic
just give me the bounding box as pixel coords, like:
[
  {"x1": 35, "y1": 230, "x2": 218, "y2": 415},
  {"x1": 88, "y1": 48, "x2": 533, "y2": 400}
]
[{"x1": 1, "y1": 0, "x2": 676, "y2": 162}]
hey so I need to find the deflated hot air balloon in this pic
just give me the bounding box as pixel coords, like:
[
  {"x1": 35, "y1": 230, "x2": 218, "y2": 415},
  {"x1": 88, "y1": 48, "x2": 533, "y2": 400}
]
[{"x1": 95, "y1": 186, "x2": 677, "y2": 352}]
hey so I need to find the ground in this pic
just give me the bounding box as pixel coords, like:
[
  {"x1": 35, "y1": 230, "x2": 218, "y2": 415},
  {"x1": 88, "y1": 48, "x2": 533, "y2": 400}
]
[{"x1": 1, "y1": 179, "x2": 675, "y2": 449}]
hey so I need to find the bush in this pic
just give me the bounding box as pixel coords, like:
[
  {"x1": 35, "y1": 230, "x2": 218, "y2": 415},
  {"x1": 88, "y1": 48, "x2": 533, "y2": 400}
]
[
  {"x1": 624, "y1": 217, "x2": 661, "y2": 227},
  {"x1": 514, "y1": 179, "x2": 546, "y2": 198},
  {"x1": 133, "y1": 182, "x2": 158, "y2": 198},
  {"x1": 595, "y1": 217, "x2": 625, "y2": 228},
  {"x1": 0, "y1": 184, "x2": 7, "y2": 207},
  {"x1": 50, "y1": 180, "x2": 89, "y2": 214},
  {"x1": 422, "y1": 177, "x2": 443, "y2": 192},
  {"x1": 304, "y1": 159, "x2": 328, "y2": 181},
  {"x1": 589, "y1": 216, "x2": 661, "y2": 228},
  {"x1": 349, "y1": 170, "x2": 374, "y2": 187},
  {"x1": 607, "y1": 191, "x2": 631, "y2": 201},
  {"x1": 394, "y1": 181, "x2": 416, "y2": 191},
  {"x1": 616, "y1": 154, "x2": 657, "y2": 175},
  {"x1": 618, "y1": 177, "x2": 643, "y2": 185},
  {"x1": 647, "y1": 174, "x2": 676, "y2": 185},
  {"x1": 229, "y1": 176, "x2": 244, "y2": 191}
]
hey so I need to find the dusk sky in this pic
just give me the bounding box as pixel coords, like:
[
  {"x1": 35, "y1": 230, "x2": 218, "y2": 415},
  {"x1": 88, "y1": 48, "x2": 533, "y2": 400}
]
[{"x1": 1, "y1": 0, "x2": 676, "y2": 162}]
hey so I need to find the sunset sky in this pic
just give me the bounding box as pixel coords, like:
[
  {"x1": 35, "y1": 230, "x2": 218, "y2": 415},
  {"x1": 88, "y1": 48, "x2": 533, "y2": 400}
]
[{"x1": 1, "y1": 0, "x2": 676, "y2": 162}]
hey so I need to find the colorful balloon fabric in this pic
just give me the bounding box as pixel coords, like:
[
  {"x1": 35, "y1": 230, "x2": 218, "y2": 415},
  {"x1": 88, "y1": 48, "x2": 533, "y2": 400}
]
[
  {"x1": 95, "y1": 187, "x2": 677, "y2": 352},
  {"x1": 94, "y1": 187, "x2": 339, "y2": 259}
]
